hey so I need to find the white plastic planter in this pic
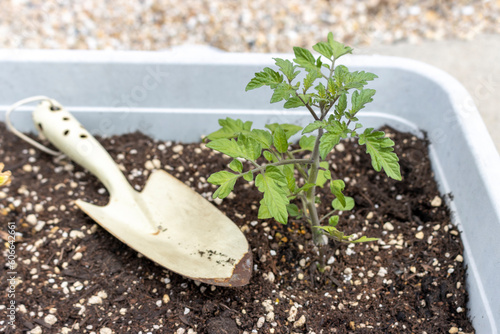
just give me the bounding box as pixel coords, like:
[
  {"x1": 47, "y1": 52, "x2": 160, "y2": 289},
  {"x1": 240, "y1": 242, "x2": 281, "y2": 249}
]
[{"x1": 1, "y1": 47, "x2": 499, "y2": 333}]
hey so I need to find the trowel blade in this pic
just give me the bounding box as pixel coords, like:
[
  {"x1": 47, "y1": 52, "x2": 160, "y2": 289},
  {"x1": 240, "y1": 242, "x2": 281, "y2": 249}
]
[{"x1": 76, "y1": 169, "x2": 252, "y2": 287}]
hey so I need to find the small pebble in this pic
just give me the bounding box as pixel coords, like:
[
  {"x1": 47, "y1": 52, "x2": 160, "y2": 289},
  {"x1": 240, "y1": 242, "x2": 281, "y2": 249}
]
[
  {"x1": 26, "y1": 214, "x2": 37, "y2": 225},
  {"x1": 293, "y1": 315, "x2": 306, "y2": 328},
  {"x1": 449, "y1": 327, "x2": 459, "y2": 334},
  {"x1": 152, "y1": 158, "x2": 161, "y2": 169},
  {"x1": 30, "y1": 326, "x2": 43, "y2": 334},
  {"x1": 377, "y1": 267, "x2": 388, "y2": 277},
  {"x1": 335, "y1": 143, "x2": 345, "y2": 152},
  {"x1": 72, "y1": 252, "x2": 83, "y2": 261},
  {"x1": 431, "y1": 196, "x2": 442, "y2": 207},
  {"x1": 172, "y1": 145, "x2": 183, "y2": 153},
  {"x1": 287, "y1": 306, "x2": 298, "y2": 322},
  {"x1": 145, "y1": 160, "x2": 155, "y2": 170},
  {"x1": 455, "y1": 255, "x2": 464, "y2": 262},
  {"x1": 265, "y1": 271, "x2": 275, "y2": 283},
  {"x1": 34, "y1": 221, "x2": 46, "y2": 232},
  {"x1": 100, "y1": 328, "x2": 113, "y2": 334},
  {"x1": 88, "y1": 296, "x2": 103, "y2": 305},
  {"x1": 383, "y1": 222, "x2": 394, "y2": 231},
  {"x1": 44, "y1": 314, "x2": 58, "y2": 325},
  {"x1": 69, "y1": 230, "x2": 85, "y2": 238},
  {"x1": 415, "y1": 231, "x2": 425, "y2": 239},
  {"x1": 257, "y1": 316, "x2": 265, "y2": 328}
]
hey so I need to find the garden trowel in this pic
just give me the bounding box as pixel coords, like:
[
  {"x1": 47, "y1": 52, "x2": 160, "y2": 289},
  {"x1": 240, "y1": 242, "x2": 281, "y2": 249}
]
[{"x1": 32, "y1": 100, "x2": 252, "y2": 286}]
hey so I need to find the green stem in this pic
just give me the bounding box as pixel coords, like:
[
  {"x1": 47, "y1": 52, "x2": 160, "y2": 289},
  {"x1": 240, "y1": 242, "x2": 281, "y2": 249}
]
[
  {"x1": 319, "y1": 210, "x2": 337, "y2": 223},
  {"x1": 305, "y1": 128, "x2": 328, "y2": 269},
  {"x1": 296, "y1": 93, "x2": 319, "y2": 120}
]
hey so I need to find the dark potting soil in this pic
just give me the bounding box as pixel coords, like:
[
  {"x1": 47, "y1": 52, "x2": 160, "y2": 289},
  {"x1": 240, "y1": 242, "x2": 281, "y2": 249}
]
[{"x1": 0, "y1": 122, "x2": 474, "y2": 334}]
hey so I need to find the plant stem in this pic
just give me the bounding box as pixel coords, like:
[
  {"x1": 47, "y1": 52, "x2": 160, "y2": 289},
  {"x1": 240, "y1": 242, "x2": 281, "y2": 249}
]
[
  {"x1": 319, "y1": 209, "x2": 337, "y2": 223},
  {"x1": 296, "y1": 93, "x2": 319, "y2": 120},
  {"x1": 305, "y1": 128, "x2": 328, "y2": 269}
]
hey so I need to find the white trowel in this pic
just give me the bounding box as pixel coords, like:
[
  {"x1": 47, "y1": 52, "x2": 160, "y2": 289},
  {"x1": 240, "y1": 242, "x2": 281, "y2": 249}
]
[{"x1": 30, "y1": 99, "x2": 252, "y2": 287}]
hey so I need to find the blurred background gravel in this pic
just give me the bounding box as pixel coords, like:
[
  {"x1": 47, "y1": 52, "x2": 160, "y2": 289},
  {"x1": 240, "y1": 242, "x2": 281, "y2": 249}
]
[
  {"x1": 1, "y1": 0, "x2": 499, "y2": 51},
  {"x1": 1, "y1": 0, "x2": 499, "y2": 151}
]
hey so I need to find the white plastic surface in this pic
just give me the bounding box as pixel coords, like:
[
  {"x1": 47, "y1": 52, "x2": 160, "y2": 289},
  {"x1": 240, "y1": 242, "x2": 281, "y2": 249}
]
[{"x1": 1, "y1": 47, "x2": 499, "y2": 332}]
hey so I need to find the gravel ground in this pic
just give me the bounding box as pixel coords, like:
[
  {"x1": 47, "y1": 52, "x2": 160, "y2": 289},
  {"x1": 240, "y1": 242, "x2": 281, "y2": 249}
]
[{"x1": 1, "y1": 0, "x2": 499, "y2": 52}]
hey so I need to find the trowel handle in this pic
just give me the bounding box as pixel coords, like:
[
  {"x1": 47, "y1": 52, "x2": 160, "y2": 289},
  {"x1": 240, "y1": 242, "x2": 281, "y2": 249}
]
[{"x1": 32, "y1": 100, "x2": 132, "y2": 196}]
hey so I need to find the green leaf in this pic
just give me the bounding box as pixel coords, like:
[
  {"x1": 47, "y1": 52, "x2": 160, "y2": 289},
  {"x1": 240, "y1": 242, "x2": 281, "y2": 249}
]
[
  {"x1": 335, "y1": 93, "x2": 347, "y2": 115},
  {"x1": 283, "y1": 95, "x2": 306, "y2": 109},
  {"x1": 243, "y1": 171, "x2": 254, "y2": 182},
  {"x1": 282, "y1": 163, "x2": 296, "y2": 192},
  {"x1": 319, "y1": 132, "x2": 341, "y2": 159},
  {"x1": 343, "y1": 69, "x2": 378, "y2": 91},
  {"x1": 316, "y1": 82, "x2": 328, "y2": 100},
  {"x1": 293, "y1": 46, "x2": 316, "y2": 68},
  {"x1": 332, "y1": 196, "x2": 355, "y2": 211},
  {"x1": 350, "y1": 236, "x2": 379, "y2": 244},
  {"x1": 270, "y1": 82, "x2": 296, "y2": 103},
  {"x1": 274, "y1": 58, "x2": 299, "y2": 81},
  {"x1": 302, "y1": 121, "x2": 325, "y2": 134},
  {"x1": 299, "y1": 135, "x2": 316, "y2": 151},
  {"x1": 258, "y1": 201, "x2": 272, "y2": 219},
  {"x1": 206, "y1": 135, "x2": 261, "y2": 161},
  {"x1": 312, "y1": 41, "x2": 333, "y2": 59},
  {"x1": 273, "y1": 125, "x2": 288, "y2": 153},
  {"x1": 314, "y1": 161, "x2": 330, "y2": 187},
  {"x1": 265, "y1": 123, "x2": 302, "y2": 140},
  {"x1": 263, "y1": 150, "x2": 275, "y2": 162},
  {"x1": 350, "y1": 89, "x2": 376, "y2": 115},
  {"x1": 328, "y1": 215, "x2": 339, "y2": 227},
  {"x1": 327, "y1": 32, "x2": 353, "y2": 59},
  {"x1": 303, "y1": 71, "x2": 321, "y2": 92},
  {"x1": 246, "y1": 67, "x2": 284, "y2": 91},
  {"x1": 317, "y1": 225, "x2": 346, "y2": 241},
  {"x1": 333, "y1": 65, "x2": 349, "y2": 84},
  {"x1": 255, "y1": 166, "x2": 290, "y2": 224},
  {"x1": 207, "y1": 118, "x2": 252, "y2": 140},
  {"x1": 249, "y1": 129, "x2": 273, "y2": 149},
  {"x1": 358, "y1": 128, "x2": 402, "y2": 180},
  {"x1": 228, "y1": 159, "x2": 243, "y2": 173},
  {"x1": 330, "y1": 179, "x2": 346, "y2": 207},
  {"x1": 326, "y1": 78, "x2": 337, "y2": 96},
  {"x1": 206, "y1": 138, "x2": 242, "y2": 158},
  {"x1": 208, "y1": 171, "x2": 238, "y2": 199},
  {"x1": 238, "y1": 134, "x2": 262, "y2": 161},
  {"x1": 293, "y1": 46, "x2": 322, "y2": 77},
  {"x1": 286, "y1": 203, "x2": 300, "y2": 217}
]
